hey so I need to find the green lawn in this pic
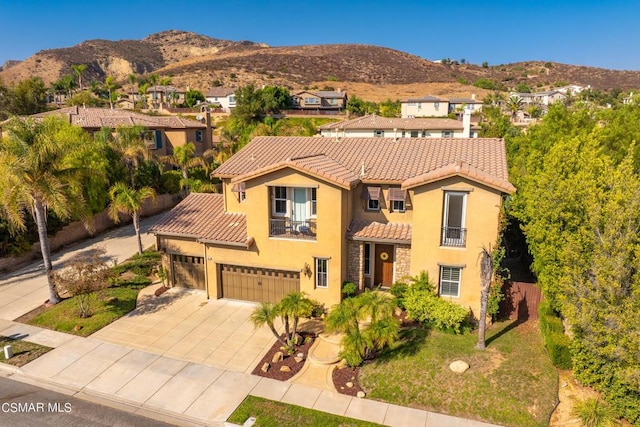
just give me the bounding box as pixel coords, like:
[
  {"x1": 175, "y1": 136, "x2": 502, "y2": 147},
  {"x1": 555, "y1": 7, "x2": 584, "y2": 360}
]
[
  {"x1": 27, "y1": 251, "x2": 159, "y2": 337},
  {"x1": 28, "y1": 284, "x2": 146, "y2": 337},
  {"x1": 227, "y1": 396, "x2": 383, "y2": 427},
  {"x1": 359, "y1": 320, "x2": 558, "y2": 427},
  {"x1": 0, "y1": 336, "x2": 52, "y2": 366}
]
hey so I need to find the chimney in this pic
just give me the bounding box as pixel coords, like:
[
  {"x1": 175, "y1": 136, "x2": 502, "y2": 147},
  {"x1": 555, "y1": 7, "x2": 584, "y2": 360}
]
[{"x1": 463, "y1": 109, "x2": 472, "y2": 138}]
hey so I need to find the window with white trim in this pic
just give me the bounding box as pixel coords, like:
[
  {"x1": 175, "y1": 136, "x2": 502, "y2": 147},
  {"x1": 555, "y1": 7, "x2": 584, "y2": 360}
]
[
  {"x1": 273, "y1": 186, "x2": 287, "y2": 216},
  {"x1": 392, "y1": 199, "x2": 405, "y2": 212},
  {"x1": 305, "y1": 97, "x2": 320, "y2": 105},
  {"x1": 315, "y1": 258, "x2": 328, "y2": 288},
  {"x1": 442, "y1": 130, "x2": 453, "y2": 138},
  {"x1": 410, "y1": 130, "x2": 419, "y2": 138},
  {"x1": 440, "y1": 266, "x2": 461, "y2": 297},
  {"x1": 239, "y1": 191, "x2": 246, "y2": 202},
  {"x1": 367, "y1": 199, "x2": 380, "y2": 211},
  {"x1": 373, "y1": 130, "x2": 384, "y2": 138}
]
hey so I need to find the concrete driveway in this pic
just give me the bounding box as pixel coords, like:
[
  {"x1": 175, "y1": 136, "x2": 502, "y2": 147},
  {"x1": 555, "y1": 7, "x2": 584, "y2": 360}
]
[{"x1": 91, "y1": 287, "x2": 277, "y2": 374}]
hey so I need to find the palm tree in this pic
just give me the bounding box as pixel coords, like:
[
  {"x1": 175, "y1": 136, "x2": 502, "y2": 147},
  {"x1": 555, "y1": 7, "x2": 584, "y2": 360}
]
[
  {"x1": 250, "y1": 303, "x2": 286, "y2": 347},
  {"x1": 160, "y1": 142, "x2": 206, "y2": 196},
  {"x1": 110, "y1": 125, "x2": 152, "y2": 187},
  {"x1": 138, "y1": 83, "x2": 150, "y2": 109},
  {"x1": 506, "y1": 96, "x2": 523, "y2": 120},
  {"x1": 0, "y1": 117, "x2": 97, "y2": 304},
  {"x1": 127, "y1": 74, "x2": 137, "y2": 108},
  {"x1": 71, "y1": 64, "x2": 87, "y2": 90},
  {"x1": 278, "y1": 292, "x2": 314, "y2": 347},
  {"x1": 476, "y1": 246, "x2": 493, "y2": 350},
  {"x1": 108, "y1": 183, "x2": 156, "y2": 254},
  {"x1": 159, "y1": 77, "x2": 173, "y2": 107},
  {"x1": 103, "y1": 76, "x2": 118, "y2": 110},
  {"x1": 148, "y1": 74, "x2": 159, "y2": 108}
]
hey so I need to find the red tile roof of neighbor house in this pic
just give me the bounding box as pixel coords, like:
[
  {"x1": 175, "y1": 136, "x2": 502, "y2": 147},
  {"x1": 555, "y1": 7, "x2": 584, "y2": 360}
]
[
  {"x1": 205, "y1": 87, "x2": 236, "y2": 97},
  {"x1": 28, "y1": 107, "x2": 205, "y2": 129},
  {"x1": 347, "y1": 221, "x2": 412, "y2": 243},
  {"x1": 318, "y1": 115, "x2": 479, "y2": 131},
  {"x1": 150, "y1": 193, "x2": 252, "y2": 247},
  {"x1": 214, "y1": 137, "x2": 515, "y2": 194}
]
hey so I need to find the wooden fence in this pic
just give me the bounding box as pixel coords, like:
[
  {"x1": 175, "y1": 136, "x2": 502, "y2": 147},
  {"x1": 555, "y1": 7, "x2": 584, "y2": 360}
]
[{"x1": 499, "y1": 280, "x2": 542, "y2": 321}]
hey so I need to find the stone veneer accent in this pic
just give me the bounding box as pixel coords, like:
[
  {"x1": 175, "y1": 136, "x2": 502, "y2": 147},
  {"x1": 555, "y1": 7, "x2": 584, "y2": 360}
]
[
  {"x1": 394, "y1": 244, "x2": 412, "y2": 283},
  {"x1": 347, "y1": 240, "x2": 364, "y2": 290}
]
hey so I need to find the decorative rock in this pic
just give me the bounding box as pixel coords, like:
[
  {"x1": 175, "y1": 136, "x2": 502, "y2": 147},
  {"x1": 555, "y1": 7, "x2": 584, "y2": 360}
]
[
  {"x1": 272, "y1": 351, "x2": 284, "y2": 363},
  {"x1": 346, "y1": 381, "x2": 354, "y2": 388},
  {"x1": 296, "y1": 352, "x2": 304, "y2": 359},
  {"x1": 261, "y1": 363, "x2": 270, "y2": 373},
  {"x1": 336, "y1": 359, "x2": 348, "y2": 369},
  {"x1": 449, "y1": 360, "x2": 470, "y2": 373},
  {"x1": 356, "y1": 391, "x2": 366, "y2": 398},
  {"x1": 280, "y1": 366, "x2": 291, "y2": 372},
  {"x1": 294, "y1": 334, "x2": 303, "y2": 346},
  {"x1": 294, "y1": 356, "x2": 304, "y2": 363}
]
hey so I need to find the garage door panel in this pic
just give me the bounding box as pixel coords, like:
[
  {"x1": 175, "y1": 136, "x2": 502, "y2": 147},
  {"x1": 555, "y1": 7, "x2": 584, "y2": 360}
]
[
  {"x1": 221, "y1": 264, "x2": 300, "y2": 303},
  {"x1": 171, "y1": 254, "x2": 205, "y2": 290}
]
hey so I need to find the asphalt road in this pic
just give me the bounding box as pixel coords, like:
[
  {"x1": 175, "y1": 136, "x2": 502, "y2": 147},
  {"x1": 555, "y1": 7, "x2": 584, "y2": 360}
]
[{"x1": 0, "y1": 377, "x2": 175, "y2": 427}]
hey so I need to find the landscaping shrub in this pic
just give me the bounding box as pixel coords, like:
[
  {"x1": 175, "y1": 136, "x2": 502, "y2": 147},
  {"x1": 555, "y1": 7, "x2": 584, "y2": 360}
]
[
  {"x1": 161, "y1": 170, "x2": 182, "y2": 194},
  {"x1": 341, "y1": 281, "x2": 358, "y2": 299},
  {"x1": 111, "y1": 276, "x2": 152, "y2": 287},
  {"x1": 404, "y1": 289, "x2": 470, "y2": 334},
  {"x1": 389, "y1": 281, "x2": 409, "y2": 309},
  {"x1": 538, "y1": 300, "x2": 572, "y2": 369},
  {"x1": 572, "y1": 398, "x2": 618, "y2": 427}
]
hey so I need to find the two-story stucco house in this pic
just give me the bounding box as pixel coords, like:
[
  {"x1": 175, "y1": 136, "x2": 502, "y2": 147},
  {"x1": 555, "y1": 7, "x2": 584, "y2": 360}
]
[
  {"x1": 150, "y1": 136, "x2": 515, "y2": 317},
  {"x1": 205, "y1": 87, "x2": 237, "y2": 112},
  {"x1": 291, "y1": 90, "x2": 347, "y2": 111},
  {"x1": 400, "y1": 96, "x2": 450, "y2": 118},
  {"x1": 318, "y1": 113, "x2": 479, "y2": 139}
]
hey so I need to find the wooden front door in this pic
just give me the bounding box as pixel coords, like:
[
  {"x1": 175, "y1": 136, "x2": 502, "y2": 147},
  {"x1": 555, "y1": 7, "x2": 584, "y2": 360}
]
[{"x1": 374, "y1": 244, "x2": 394, "y2": 287}]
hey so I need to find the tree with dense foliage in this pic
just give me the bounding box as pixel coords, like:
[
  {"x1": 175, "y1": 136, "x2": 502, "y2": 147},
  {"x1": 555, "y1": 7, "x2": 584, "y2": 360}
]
[
  {"x1": 514, "y1": 83, "x2": 531, "y2": 93},
  {"x1": 66, "y1": 90, "x2": 103, "y2": 107},
  {"x1": 378, "y1": 99, "x2": 401, "y2": 117},
  {"x1": 0, "y1": 117, "x2": 104, "y2": 303},
  {"x1": 184, "y1": 89, "x2": 205, "y2": 108},
  {"x1": 232, "y1": 84, "x2": 265, "y2": 122},
  {"x1": 148, "y1": 74, "x2": 159, "y2": 108},
  {"x1": 9, "y1": 77, "x2": 48, "y2": 115},
  {"x1": 107, "y1": 125, "x2": 151, "y2": 187},
  {"x1": 108, "y1": 183, "x2": 156, "y2": 255},
  {"x1": 507, "y1": 103, "x2": 640, "y2": 423}
]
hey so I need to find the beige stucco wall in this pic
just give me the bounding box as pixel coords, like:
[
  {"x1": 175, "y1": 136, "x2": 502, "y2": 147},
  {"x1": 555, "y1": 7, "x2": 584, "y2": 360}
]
[
  {"x1": 351, "y1": 183, "x2": 414, "y2": 224},
  {"x1": 164, "y1": 129, "x2": 210, "y2": 156},
  {"x1": 409, "y1": 176, "x2": 503, "y2": 319},
  {"x1": 401, "y1": 101, "x2": 449, "y2": 118}
]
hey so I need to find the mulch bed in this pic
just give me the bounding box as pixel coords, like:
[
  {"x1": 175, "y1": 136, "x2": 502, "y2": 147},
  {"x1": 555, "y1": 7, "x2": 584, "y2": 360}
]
[
  {"x1": 333, "y1": 365, "x2": 366, "y2": 397},
  {"x1": 252, "y1": 332, "x2": 315, "y2": 381}
]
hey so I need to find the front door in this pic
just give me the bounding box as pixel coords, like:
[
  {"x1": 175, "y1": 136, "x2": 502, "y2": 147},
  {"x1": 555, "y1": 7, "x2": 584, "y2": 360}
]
[{"x1": 374, "y1": 244, "x2": 394, "y2": 287}]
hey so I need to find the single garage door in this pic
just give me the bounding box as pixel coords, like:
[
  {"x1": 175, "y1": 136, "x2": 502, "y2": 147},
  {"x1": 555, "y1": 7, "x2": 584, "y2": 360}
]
[
  {"x1": 171, "y1": 254, "x2": 205, "y2": 290},
  {"x1": 220, "y1": 264, "x2": 300, "y2": 303}
]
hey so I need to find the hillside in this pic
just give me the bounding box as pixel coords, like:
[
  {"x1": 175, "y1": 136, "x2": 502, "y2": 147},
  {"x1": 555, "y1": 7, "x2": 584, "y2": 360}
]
[{"x1": 2, "y1": 30, "x2": 640, "y2": 100}]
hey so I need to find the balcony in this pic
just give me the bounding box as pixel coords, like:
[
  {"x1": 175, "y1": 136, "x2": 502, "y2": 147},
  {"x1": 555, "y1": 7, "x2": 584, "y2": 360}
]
[
  {"x1": 441, "y1": 227, "x2": 466, "y2": 247},
  {"x1": 270, "y1": 218, "x2": 317, "y2": 240}
]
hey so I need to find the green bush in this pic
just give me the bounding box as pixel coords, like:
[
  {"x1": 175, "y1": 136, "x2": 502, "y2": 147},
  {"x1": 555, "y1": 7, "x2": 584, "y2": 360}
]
[
  {"x1": 572, "y1": 398, "x2": 618, "y2": 427},
  {"x1": 341, "y1": 281, "x2": 358, "y2": 299},
  {"x1": 161, "y1": 171, "x2": 182, "y2": 194},
  {"x1": 404, "y1": 287, "x2": 470, "y2": 334},
  {"x1": 111, "y1": 276, "x2": 152, "y2": 287},
  {"x1": 389, "y1": 281, "x2": 409, "y2": 309},
  {"x1": 538, "y1": 301, "x2": 572, "y2": 369}
]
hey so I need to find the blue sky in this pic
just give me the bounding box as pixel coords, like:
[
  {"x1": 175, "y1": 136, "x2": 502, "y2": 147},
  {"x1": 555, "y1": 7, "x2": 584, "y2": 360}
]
[{"x1": 1, "y1": 0, "x2": 638, "y2": 70}]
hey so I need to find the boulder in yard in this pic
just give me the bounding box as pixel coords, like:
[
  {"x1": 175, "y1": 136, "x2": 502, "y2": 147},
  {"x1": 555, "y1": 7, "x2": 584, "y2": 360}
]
[
  {"x1": 449, "y1": 360, "x2": 470, "y2": 373},
  {"x1": 280, "y1": 366, "x2": 291, "y2": 372},
  {"x1": 272, "y1": 351, "x2": 284, "y2": 363},
  {"x1": 261, "y1": 363, "x2": 270, "y2": 373}
]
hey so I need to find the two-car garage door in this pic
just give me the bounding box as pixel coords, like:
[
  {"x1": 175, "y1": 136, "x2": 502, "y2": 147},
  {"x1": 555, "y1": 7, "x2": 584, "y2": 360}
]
[{"x1": 220, "y1": 264, "x2": 300, "y2": 304}]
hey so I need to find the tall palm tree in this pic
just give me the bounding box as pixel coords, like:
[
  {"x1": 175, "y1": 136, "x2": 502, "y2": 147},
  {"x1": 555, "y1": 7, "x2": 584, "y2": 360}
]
[
  {"x1": 148, "y1": 74, "x2": 159, "y2": 108},
  {"x1": 0, "y1": 117, "x2": 97, "y2": 304},
  {"x1": 160, "y1": 142, "x2": 205, "y2": 196},
  {"x1": 108, "y1": 183, "x2": 156, "y2": 255},
  {"x1": 71, "y1": 64, "x2": 87, "y2": 90},
  {"x1": 127, "y1": 74, "x2": 137, "y2": 108},
  {"x1": 507, "y1": 96, "x2": 523, "y2": 120},
  {"x1": 103, "y1": 76, "x2": 118, "y2": 110},
  {"x1": 138, "y1": 83, "x2": 150, "y2": 109}
]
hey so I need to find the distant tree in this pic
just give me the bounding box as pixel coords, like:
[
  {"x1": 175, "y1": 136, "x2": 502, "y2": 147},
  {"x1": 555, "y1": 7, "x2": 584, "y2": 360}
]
[
  {"x1": 9, "y1": 77, "x2": 48, "y2": 115},
  {"x1": 138, "y1": 83, "x2": 150, "y2": 109},
  {"x1": 515, "y1": 83, "x2": 531, "y2": 93},
  {"x1": 184, "y1": 89, "x2": 205, "y2": 108},
  {"x1": 108, "y1": 183, "x2": 156, "y2": 255},
  {"x1": 159, "y1": 142, "x2": 206, "y2": 196},
  {"x1": 70, "y1": 64, "x2": 87, "y2": 90},
  {"x1": 233, "y1": 84, "x2": 264, "y2": 122},
  {"x1": 148, "y1": 74, "x2": 159, "y2": 108},
  {"x1": 102, "y1": 76, "x2": 119, "y2": 110},
  {"x1": 378, "y1": 99, "x2": 401, "y2": 117},
  {"x1": 482, "y1": 61, "x2": 489, "y2": 68},
  {"x1": 260, "y1": 85, "x2": 291, "y2": 114},
  {"x1": 506, "y1": 96, "x2": 524, "y2": 119},
  {"x1": 127, "y1": 74, "x2": 137, "y2": 107},
  {"x1": 65, "y1": 90, "x2": 103, "y2": 107}
]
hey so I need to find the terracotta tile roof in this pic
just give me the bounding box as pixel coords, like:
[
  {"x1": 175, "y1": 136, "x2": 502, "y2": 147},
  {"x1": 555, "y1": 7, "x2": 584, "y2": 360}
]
[
  {"x1": 401, "y1": 161, "x2": 516, "y2": 193},
  {"x1": 231, "y1": 154, "x2": 360, "y2": 189},
  {"x1": 347, "y1": 220, "x2": 412, "y2": 243},
  {"x1": 402, "y1": 95, "x2": 443, "y2": 103},
  {"x1": 205, "y1": 87, "x2": 236, "y2": 97},
  {"x1": 145, "y1": 85, "x2": 185, "y2": 94},
  {"x1": 293, "y1": 90, "x2": 346, "y2": 98},
  {"x1": 28, "y1": 107, "x2": 205, "y2": 129},
  {"x1": 214, "y1": 137, "x2": 514, "y2": 194},
  {"x1": 318, "y1": 114, "x2": 479, "y2": 131},
  {"x1": 449, "y1": 98, "x2": 483, "y2": 104},
  {"x1": 150, "y1": 193, "x2": 252, "y2": 247}
]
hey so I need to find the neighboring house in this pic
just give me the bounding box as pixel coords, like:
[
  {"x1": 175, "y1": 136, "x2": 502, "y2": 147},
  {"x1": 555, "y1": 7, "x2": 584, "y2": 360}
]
[
  {"x1": 448, "y1": 97, "x2": 483, "y2": 114},
  {"x1": 400, "y1": 96, "x2": 449, "y2": 118},
  {"x1": 151, "y1": 136, "x2": 515, "y2": 318},
  {"x1": 205, "y1": 87, "x2": 237, "y2": 112},
  {"x1": 291, "y1": 90, "x2": 347, "y2": 110},
  {"x1": 554, "y1": 84, "x2": 587, "y2": 95},
  {"x1": 318, "y1": 113, "x2": 479, "y2": 139},
  {"x1": 16, "y1": 106, "x2": 212, "y2": 157},
  {"x1": 143, "y1": 85, "x2": 187, "y2": 107},
  {"x1": 510, "y1": 90, "x2": 566, "y2": 107},
  {"x1": 623, "y1": 92, "x2": 635, "y2": 105}
]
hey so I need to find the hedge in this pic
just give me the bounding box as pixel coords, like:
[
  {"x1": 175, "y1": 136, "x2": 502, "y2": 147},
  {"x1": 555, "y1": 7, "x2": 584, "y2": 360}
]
[{"x1": 538, "y1": 300, "x2": 572, "y2": 369}]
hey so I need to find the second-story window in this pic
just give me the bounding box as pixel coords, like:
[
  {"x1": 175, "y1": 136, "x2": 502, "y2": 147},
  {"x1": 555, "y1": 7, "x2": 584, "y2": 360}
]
[
  {"x1": 442, "y1": 130, "x2": 453, "y2": 138},
  {"x1": 362, "y1": 186, "x2": 381, "y2": 211},
  {"x1": 274, "y1": 186, "x2": 287, "y2": 216},
  {"x1": 442, "y1": 191, "x2": 467, "y2": 247},
  {"x1": 311, "y1": 188, "x2": 317, "y2": 216},
  {"x1": 373, "y1": 130, "x2": 384, "y2": 138},
  {"x1": 388, "y1": 188, "x2": 406, "y2": 213},
  {"x1": 239, "y1": 191, "x2": 246, "y2": 202}
]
